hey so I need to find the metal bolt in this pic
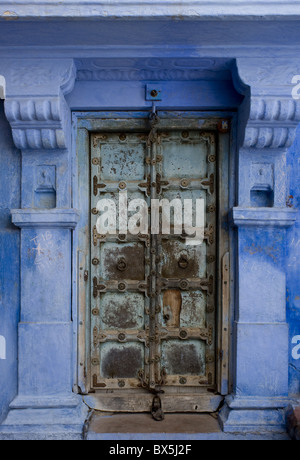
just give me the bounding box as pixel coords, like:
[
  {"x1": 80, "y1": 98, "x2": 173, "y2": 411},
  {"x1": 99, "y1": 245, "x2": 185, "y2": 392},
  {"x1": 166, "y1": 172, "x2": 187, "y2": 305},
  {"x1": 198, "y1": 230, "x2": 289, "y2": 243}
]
[
  {"x1": 150, "y1": 89, "x2": 158, "y2": 98},
  {"x1": 182, "y1": 131, "x2": 189, "y2": 138},
  {"x1": 181, "y1": 179, "x2": 189, "y2": 188},
  {"x1": 179, "y1": 280, "x2": 189, "y2": 290},
  {"x1": 92, "y1": 258, "x2": 99, "y2": 265},
  {"x1": 119, "y1": 134, "x2": 126, "y2": 141},
  {"x1": 207, "y1": 255, "x2": 215, "y2": 263},
  {"x1": 179, "y1": 330, "x2": 188, "y2": 339},
  {"x1": 179, "y1": 377, "x2": 187, "y2": 385}
]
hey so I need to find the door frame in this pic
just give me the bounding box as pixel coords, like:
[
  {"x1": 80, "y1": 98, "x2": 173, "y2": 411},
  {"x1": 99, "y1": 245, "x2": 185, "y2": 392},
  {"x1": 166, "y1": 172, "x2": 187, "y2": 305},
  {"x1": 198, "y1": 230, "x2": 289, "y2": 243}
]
[{"x1": 72, "y1": 110, "x2": 237, "y2": 409}]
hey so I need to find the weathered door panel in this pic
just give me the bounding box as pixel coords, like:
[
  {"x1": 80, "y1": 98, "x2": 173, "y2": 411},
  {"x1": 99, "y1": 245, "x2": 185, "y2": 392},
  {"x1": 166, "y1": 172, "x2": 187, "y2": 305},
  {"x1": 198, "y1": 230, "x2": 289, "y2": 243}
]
[
  {"x1": 88, "y1": 119, "x2": 219, "y2": 412},
  {"x1": 99, "y1": 242, "x2": 145, "y2": 281},
  {"x1": 91, "y1": 132, "x2": 150, "y2": 391},
  {"x1": 156, "y1": 130, "x2": 216, "y2": 390}
]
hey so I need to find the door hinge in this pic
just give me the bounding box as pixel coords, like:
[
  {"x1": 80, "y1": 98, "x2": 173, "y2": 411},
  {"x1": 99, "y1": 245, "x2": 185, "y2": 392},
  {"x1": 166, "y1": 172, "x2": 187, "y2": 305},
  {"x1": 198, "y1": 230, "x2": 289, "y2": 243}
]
[{"x1": 93, "y1": 175, "x2": 106, "y2": 196}]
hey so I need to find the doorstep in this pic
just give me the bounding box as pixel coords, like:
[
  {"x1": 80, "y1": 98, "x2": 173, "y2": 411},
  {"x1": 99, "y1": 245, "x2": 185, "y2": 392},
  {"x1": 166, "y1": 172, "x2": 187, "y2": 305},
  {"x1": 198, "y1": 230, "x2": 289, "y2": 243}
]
[{"x1": 84, "y1": 412, "x2": 290, "y2": 440}]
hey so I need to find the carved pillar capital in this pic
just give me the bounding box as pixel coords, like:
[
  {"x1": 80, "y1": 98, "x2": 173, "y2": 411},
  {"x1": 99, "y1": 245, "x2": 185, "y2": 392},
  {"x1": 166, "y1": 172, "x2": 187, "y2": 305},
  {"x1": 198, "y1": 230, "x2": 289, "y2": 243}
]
[
  {"x1": 235, "y1": 57, "x2": 300, "y2": 149},
  {"x1": 0, "y1": 59, "x2": 76, "y2": 150}
]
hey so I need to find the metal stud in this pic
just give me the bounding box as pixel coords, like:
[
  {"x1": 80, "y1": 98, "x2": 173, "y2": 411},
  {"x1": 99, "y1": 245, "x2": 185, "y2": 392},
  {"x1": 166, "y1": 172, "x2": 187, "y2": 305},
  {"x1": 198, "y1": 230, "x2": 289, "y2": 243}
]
[
  {"x1": 119, "y1": 181, "x2": 127, "y2": 190},
  {"x1": 179, "y1": 330, "x2": 188, "y2": 339}
]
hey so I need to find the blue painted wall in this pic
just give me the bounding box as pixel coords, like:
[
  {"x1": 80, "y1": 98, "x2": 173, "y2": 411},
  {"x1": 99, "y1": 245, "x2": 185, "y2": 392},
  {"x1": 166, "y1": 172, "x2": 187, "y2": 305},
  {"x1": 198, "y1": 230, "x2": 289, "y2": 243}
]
[
  {"x1": 0, "y1": 101, "x2": 20, "y2": 423},
  {"x1": 0, "y1": 91, "x2": 298, "y2": 423},
  {"x1": 287, "y1": 125, "x2": 300, "y2": 395}
]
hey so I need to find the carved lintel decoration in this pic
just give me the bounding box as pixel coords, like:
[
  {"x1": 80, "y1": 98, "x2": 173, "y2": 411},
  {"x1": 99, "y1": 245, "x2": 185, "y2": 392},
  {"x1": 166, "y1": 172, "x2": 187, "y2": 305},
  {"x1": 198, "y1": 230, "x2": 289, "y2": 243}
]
[
  {"x1": 244, "y1": 97, "x2": 300, "y2": 149},
  {"x1": 235, "y1": 58, "x2": 300, "y2": 150},
  {"x1": 1, "y1": 59, "x2": 76, "y2": 150},
  {"x1": 233, "y1": 57, "x2": 299, "y2": 223}
]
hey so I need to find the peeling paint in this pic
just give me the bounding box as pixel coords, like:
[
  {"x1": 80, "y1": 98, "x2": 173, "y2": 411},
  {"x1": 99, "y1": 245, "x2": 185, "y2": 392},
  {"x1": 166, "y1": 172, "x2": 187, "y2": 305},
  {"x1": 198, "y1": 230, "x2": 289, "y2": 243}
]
[
  {"x1": 0, "y1": 336, "x2": 6, "y2": 360},
  {"x1": 1, "y1": 11, "x2": 18, "y2": 20}
]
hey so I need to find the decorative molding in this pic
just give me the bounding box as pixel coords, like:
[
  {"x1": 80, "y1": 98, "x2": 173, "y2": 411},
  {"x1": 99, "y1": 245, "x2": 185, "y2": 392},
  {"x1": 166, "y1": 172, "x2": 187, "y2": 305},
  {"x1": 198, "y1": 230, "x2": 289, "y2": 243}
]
[
  {"x1": 235, "y1": 58, "x2": 300, "y2": 149},
  {"x1": 225, "y1": 395, "x2": 298, "y2": 410},
  {"x1": 75, "y1": 57, "x2": 233, "y2": 81},
  {"x1": 0, "y1": 59, "x2": 76, "y2": 150},
  {"x1": 250, "y1": 98, "x2": 300, "y2": 123},
  {"x1": 9, "y1": 394, "x2": 81, "y2": 410},
  {"x1": 76, "y1": 68, "x2": 226, "y2": 81},
  {"x1": 231, "y1": 207, "x2": 297, "y2": 228},
  {"x1": 242, "y1": 97, "x2": 300, "y2": 148},
  {"x1": 1, "y1": 1, "x2": 300, "y2": 20},
  {"x1": 11, "y1": 209, "x2": 80, "y2": 229},
  {"x1": 5, "y1": 97, "x2": 68, "y2": 150},
  {"x1": 243, "y1": 126, "x2": 298, "y2": 149}
]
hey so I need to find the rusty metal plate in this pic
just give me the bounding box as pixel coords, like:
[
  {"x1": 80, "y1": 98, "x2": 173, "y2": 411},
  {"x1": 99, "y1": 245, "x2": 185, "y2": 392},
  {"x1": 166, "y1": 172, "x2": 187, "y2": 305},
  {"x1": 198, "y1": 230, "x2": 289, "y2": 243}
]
[
  {"x1": 99, "y1": 342, "x2": 144, "y2": 379},
  {"x1": 161, "y1": 241, "x2": 207, "y2": 279},
  {"x1": 161, "y1": 340, "x2": 206, "y2": 377},
  {"x1": 99, "y1": 242, "x2": 145, "y2": 281}
]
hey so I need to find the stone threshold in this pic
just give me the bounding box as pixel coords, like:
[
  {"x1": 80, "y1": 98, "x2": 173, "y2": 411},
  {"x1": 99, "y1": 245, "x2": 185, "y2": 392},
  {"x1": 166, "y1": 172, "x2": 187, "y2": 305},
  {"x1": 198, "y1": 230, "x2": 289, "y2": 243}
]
[{"x1": 85, "y1": 412, "x2": 290, "y2": 440}]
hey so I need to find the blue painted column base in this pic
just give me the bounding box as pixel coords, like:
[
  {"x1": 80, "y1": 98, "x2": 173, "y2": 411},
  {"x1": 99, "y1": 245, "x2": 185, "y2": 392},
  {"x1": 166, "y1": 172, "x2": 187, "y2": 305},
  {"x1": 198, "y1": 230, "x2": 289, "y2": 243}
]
[
  {"x1": 221, "y1": 207, "x2": 299, "y2": 436},
  {"x1": 218, "y1": 396, "x2": 292, "y2": 434},
  {"x1": 0, "y1": 395, "x2": 89, "y2": 440},
  {"x1": 0, "y1": 208, "x2": 89, "y2": 440}
]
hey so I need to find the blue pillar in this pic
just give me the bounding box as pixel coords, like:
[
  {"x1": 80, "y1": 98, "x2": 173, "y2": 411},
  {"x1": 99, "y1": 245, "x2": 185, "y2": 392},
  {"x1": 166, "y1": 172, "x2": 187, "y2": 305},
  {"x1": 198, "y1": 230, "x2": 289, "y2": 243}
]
[
  {"x1": 220, "y1": 209, "x2": 296, "y2": 432},
  {"x1": 0, "y1": 60, "x2": 88, "y2": 440},
  {"x1": 219, "y1": 57, "x2": 299, "y2": 432}
]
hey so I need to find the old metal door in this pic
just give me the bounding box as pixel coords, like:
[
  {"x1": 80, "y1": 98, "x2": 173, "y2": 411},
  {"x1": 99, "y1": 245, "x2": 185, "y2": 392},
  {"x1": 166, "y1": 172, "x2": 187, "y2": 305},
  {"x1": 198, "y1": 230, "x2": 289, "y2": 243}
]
[{"x1": 89, "y1": 114, "x2": 221, "y2": 413}]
